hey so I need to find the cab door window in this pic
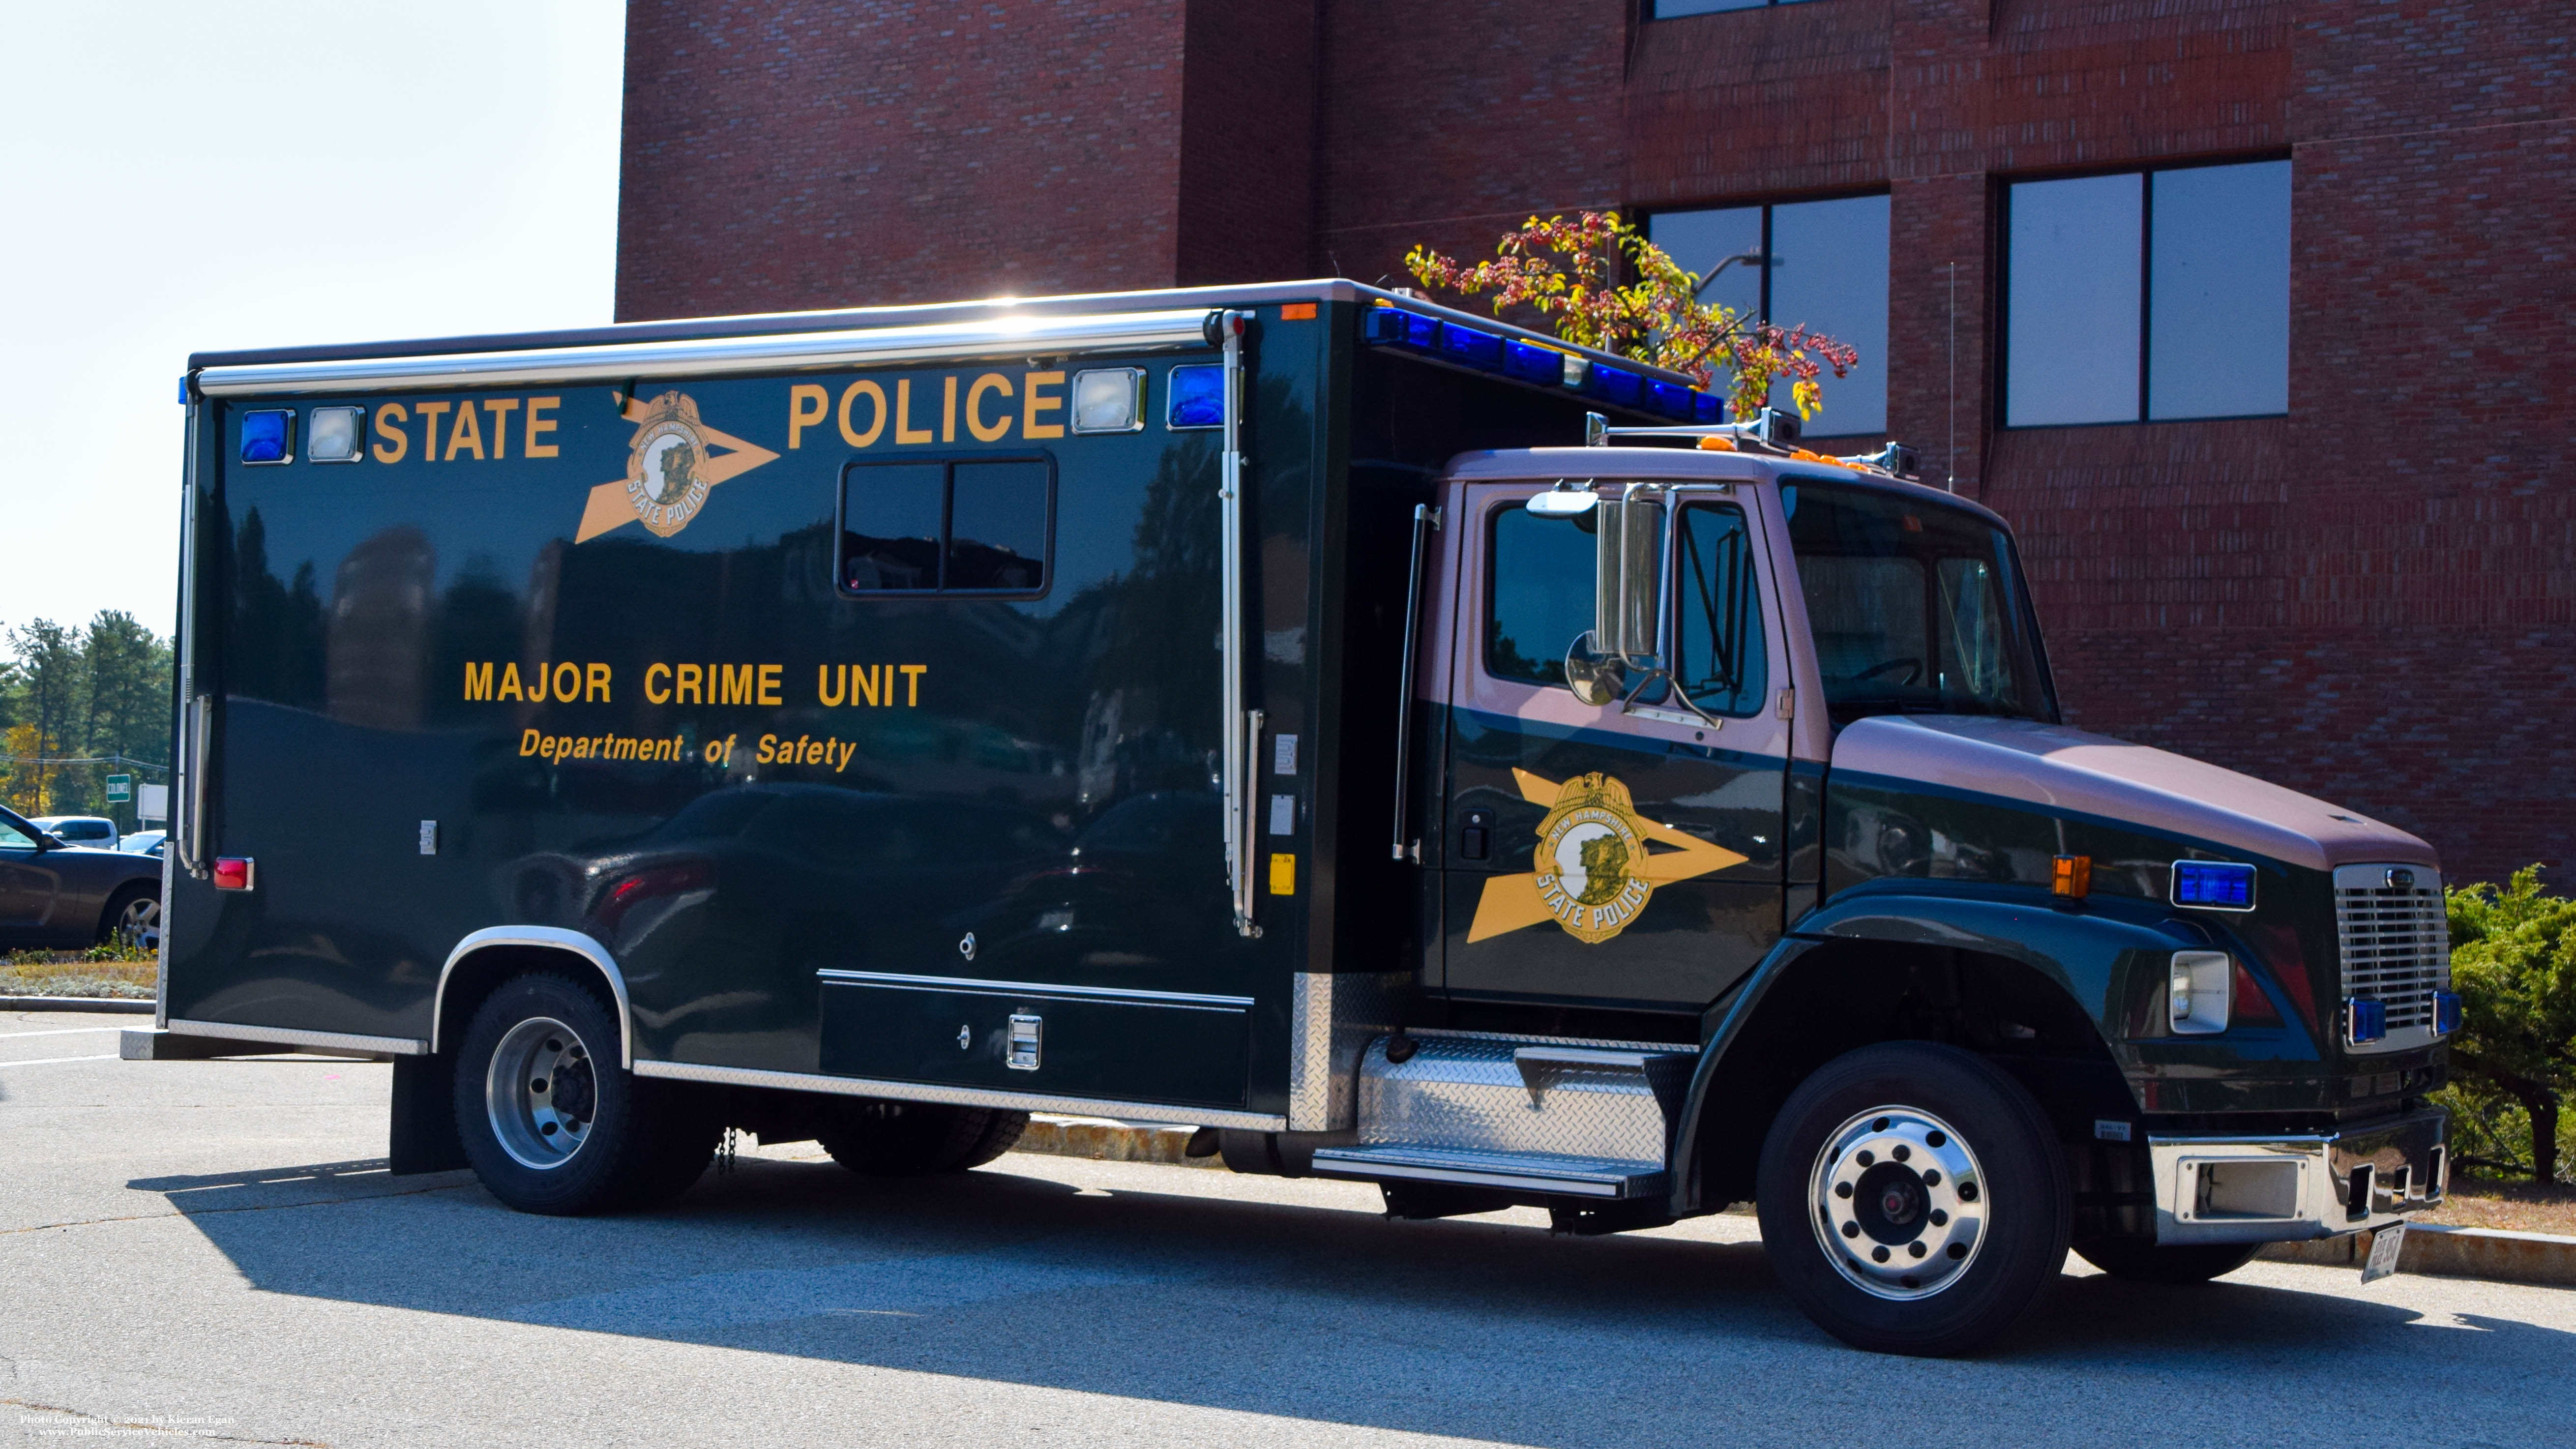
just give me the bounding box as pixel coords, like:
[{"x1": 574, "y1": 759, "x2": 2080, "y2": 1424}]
[
  {"x1": 1484, "y1": 500, "x2": 1661, "y2": 691},
  {"x1": 1670, "y1": 501, "x2": 1769, "y2": 716}
]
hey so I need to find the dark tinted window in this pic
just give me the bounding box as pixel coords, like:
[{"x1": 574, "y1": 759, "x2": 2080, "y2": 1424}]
[
  {"x1": 842, "y1": 462, "x2": 943, "y2": 591},
  {"x1": 841, "y1": 457, "x2": 1051, "y2": 596},
  {"x1": 1485, "y1": 503, "x2": 1602, "y2": 688},
  {"x1": 0, "y1": 815, "x2": 36, "y2": 850},
  {"x1": 1671, "y1": 503, "x2": 1767, "y2": 715},
  {"x1": 947, "y1": 460, "x2": 1050, "y2": 591}
]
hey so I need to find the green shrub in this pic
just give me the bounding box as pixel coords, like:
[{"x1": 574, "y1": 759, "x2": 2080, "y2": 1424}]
[{"x1": 2445, "y1": 866, "x2": 2576, "y2": 1183}]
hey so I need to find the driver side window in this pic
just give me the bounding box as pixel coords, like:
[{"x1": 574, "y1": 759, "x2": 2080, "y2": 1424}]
[{"x1": 1484, "y1": 503, "x2": 1598, "y2": 689}]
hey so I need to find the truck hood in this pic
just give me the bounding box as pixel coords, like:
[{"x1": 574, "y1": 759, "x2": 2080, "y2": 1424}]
[{"x1": 1830, "y1": 715, "x2": 2437, "y2": 873}]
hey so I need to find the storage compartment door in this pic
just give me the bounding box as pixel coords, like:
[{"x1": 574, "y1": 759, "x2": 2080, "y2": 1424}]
[{"x1": 819, "y1": 972, "x2": 1251, "y2": 1110}]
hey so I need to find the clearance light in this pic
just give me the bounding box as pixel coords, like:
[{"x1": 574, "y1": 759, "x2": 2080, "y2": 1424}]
[
  {"x1": 2169, "y1": 951, "x2": 2232, "y2": 1034},
  {"x1": 307, "y1": 406, "x2": 365, "y2": 462},
  {"x1": 2171, "y1": 859, "x2": 2256, "y2": 911},
  {"x1": 1503, "y1": 339, "x2": 1561, "y2": 385},
  {"x1": 1436, "y1": 321, "x2": 1503, "y2": 370},
  {"x1": 239, "y1": 410, "x2": 294, "y2": 465},
  {"x1": 1646, "y1": 380, "x2": 1695, "y2": 420},
  {"x1": 1167, "y1": 364, "x2": 1224, "y2": 430},
  {"x1": 1363, "y1": 308, "x2": 1439, "y2": 350},
  {"x1": 2345, "y1": 997, "x2": 2387, "y2": 1046},
  {"x1": 2051, "y1": 854, "x2": 2091, "y2": 898},
  {"x1": 212, "y1": 857, "x2": 257, "y2": 891},
  {"x1": 1590, "y1": 364, "x2": 1642, "y2": 407},
  {"x1": 2431, "y1": 990, "x2": 2461, "y2": 1036},
  {"x1": 1071, "y1": 368, "x2": 1147, "y2": 434}
]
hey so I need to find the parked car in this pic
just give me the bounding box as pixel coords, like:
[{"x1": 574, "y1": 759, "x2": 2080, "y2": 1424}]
[
  {"x1": 119, "y1": 830, "x2": 167, "y2": 858},
  {"x1": 0, "y1": 805, "x2": 162, "y2": 949},
  {"x1": 30, "y1": 815, "x2": 118, "y2": 850}
]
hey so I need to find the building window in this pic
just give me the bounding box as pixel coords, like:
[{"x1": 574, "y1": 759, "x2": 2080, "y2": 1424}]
[
  {"x1": 2002, "y1": 160, "x2": 2290, "y2": 427},
  {"x1": 1649, "y1": 0, "x2": 1817, "y2": 13},
  {"x1": 1648, "y1": 194, "x2": 1889, "y2": 437}
]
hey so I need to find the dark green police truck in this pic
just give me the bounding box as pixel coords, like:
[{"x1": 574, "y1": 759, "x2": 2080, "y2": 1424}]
[{"x1": 143, "y1": 281, "x2": 2453, "y2": 1355}]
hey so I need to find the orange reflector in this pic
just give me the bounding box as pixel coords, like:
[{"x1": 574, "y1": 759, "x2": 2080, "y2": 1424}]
[
  {"x1": 1696, "y1": 435, "x2": 1737, "y2": 451},
  {"x1": 1279, "y1": 302, "x2": 1317, "y2": 321},
  {"x1": 2052, "y1": 855, "x2": 2091, "y2": 898}
]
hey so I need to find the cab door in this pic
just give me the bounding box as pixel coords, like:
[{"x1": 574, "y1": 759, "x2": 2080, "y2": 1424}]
[{"x1": 1439, "y1": 480, "x2": 1791, "y2": 1013}]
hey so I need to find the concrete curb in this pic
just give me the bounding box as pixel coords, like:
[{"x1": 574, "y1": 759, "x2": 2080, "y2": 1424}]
[
  {"x1": 1014, "y1": 1115, "x2": 1226, "y2": 1170},
  {"x1": 2261, "y1": 1222, "x2": 2576, "y2": 1288},
  {"x1": 0, "y1": 996, "x2": 154, "y2": 1013},
  {"x1": 1010, "y1": 1117, "x2": 2576, "y2": 1287}
]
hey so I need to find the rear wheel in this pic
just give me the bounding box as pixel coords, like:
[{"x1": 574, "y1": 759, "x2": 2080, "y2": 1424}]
[
  {"x1": 1755, "y1": 1041, "x2": 2071, "y2": 1357},
  {"x1": 2073, "y1": 1237, "x2": 2262, "y2": 1283},
  {"x1": 816, "y1": 1099, "x2": 1029, "y2": 1177},
  {"x1": 453, "y1": 973, "x2": 718, "y2": 1215},
  {"x1": 99, "y1": 885, "x2": 159, "y2": 952}
]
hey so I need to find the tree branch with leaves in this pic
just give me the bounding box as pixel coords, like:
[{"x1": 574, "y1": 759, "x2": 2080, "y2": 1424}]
[{"x1": 1404, "y1": 211, "x2": 1859, "y2": 423}]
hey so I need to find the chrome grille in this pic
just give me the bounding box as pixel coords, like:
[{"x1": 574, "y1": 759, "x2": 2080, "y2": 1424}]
[{"x1": 2334, "y1": 865, "x2": 2449, "y2": 1043}]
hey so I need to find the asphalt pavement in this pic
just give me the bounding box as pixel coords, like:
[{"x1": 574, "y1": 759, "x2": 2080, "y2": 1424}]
[{"x1": 4, "y1": 1006, "x2": 2571, "y2": 1448}]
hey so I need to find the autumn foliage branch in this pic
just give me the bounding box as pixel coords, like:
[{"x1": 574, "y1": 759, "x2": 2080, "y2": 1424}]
[{"x1": 1404, "y1": 211, "x2": 1858, "y2": 423}]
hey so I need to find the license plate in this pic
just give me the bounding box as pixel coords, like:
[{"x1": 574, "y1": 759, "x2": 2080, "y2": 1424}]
[{"x1": 2360, "y1": 1221, "x2": 2407, "y2": 1283}]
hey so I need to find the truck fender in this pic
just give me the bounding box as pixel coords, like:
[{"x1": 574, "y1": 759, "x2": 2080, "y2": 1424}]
[
  {"x1": 432, "y1": 925, "x2": 635, "y2": 1068},
  {"x1": 1668, "y1": 887, "x2": 2210, "y2": 1214}
]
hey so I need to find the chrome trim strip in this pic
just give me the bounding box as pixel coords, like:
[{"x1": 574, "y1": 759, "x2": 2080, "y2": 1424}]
[
  {"x1": 1218, "y1": 310, "x2": 1259, "y2": 936},
  {"x1": 434, "y1": 926, "x2": 634, "y2": 1067},
  {"x1": 165, "y1": 1018, "x2": 426, "y2": 1057},
  {"x1": 815, "y1": 970, "x2": 1252, "y2": 1010},
  {"x1": 195, "y1": 308, "x2": 1217, "y2": 396},
  {"x1": 630, "y1": 1058, "x2": 1287, "y2": 1131},
  {"x1": 1307, "y1": 1151, "x2": 1633, "y2": 1199},
  {"x1": 1390, "y1": 502, "x2": 1439, "y2": 860}
]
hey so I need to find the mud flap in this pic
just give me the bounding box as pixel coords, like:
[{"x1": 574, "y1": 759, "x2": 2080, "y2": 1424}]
[{"x1": 389, "y1": 1053, "x2": 467, "y2": 1175}]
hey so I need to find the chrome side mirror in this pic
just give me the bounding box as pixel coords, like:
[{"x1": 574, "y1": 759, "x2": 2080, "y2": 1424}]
[
  {"x1": 1594, "y1": 493, "x2": 1661, "y2": 667},
  {"x1": 1564, "y1": 631, "x2": 1625, "y2": 707}
]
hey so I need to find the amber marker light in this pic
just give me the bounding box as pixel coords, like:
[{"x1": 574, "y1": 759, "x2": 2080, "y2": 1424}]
[{"x1": 2051, "y1": 855, "x2": 2091, "y2": 898}]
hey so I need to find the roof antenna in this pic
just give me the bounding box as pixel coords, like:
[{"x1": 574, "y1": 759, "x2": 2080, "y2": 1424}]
[{"x1": 1946, "y1": 261, "x2": 1958, "y2": 494}]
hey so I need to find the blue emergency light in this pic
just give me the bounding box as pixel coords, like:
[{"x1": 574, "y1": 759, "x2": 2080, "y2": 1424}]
[
  {"x1": 1647, "y1": 380, "x2": 1696, "y2": 420},
  {"x1": 1436, "y1": 321, "x2": 1503, "y2": 370},
  {"x1": 1695, "y1": 392, "x2": 1724, "y2": 424},
  {"x1": 239, "y1": 410, "x2": 295, "y2": 464},
  {"x1": 1167, "y1": 364, "x2": 1224, "y2": 430},
  {"x1": 2432, "y1": 989, "x2": 2461, "y2": 1036},
  {"x1": 1590, "y1": 365, "x2": 1643, "y2": 407},
  {"x1": 1502, "y1": 339, "x2": 1561, "y2": 385},
  {"x1": 2346, "y1": 997, "x2": 2388, "y2": 1045},
  {"x1": 2170, "y1": 860, "x2": 2257, "y2": 911},
  {"x1": 1363, "y1": 307, "x2": 1440, "y2": 351}
]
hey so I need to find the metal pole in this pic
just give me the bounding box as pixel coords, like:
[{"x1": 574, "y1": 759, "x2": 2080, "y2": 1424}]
[
  {"x1": 1216, "y1": 310, "x2": 1259, "y2": 937},
  {"x1": 1390, "y1": 503, "x2": 1440, "y2": 860}
]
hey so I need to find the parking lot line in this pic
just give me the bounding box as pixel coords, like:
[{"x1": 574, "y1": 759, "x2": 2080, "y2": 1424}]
[
  {"x1": 0, "y1": 1026, "x2": 125, "y2": 1040},
  {"x1": 0, "y1": 1053, "x2": 119, "y2": 1068}
]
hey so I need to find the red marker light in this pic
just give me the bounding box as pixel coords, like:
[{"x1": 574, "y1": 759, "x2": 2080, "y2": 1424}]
[{"x1": 212, "y1": 857, "x2": 257, "y2": 891}]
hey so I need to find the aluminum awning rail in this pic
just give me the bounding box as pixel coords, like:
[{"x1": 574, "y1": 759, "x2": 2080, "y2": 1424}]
[{"x1": 191, "y1": 307, "x2": 1217, "y2": 396}]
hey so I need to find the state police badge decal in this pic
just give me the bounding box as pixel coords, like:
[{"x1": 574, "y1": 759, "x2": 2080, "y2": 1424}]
[{"x1": 574, "y1": 390, "x2": 780, "y2": 544}]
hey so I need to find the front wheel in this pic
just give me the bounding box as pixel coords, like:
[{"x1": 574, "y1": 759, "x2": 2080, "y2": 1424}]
[
  {"x1": 1755, "y1": 1042, "x2": 2070, "y2": 1357},
  {"x1": 2073, "y1": 1237, "x2": 2261, "y2": 1283},
  {"x1": 453, "y1": 973, "x2": 718, "y2": 1215}
]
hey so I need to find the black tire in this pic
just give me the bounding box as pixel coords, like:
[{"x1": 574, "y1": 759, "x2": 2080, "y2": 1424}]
[
  {"x1": 452, "y1": 972, "x2": 719, "y2": 1215},
  {"x1": 815, "y1": 1099, "x2": 1030, "y2": 1177},
  {"x1": 1755, "y1": 1041, "x2": 2071, "y2": 1357},
  {"x1": 2073, "y1": 1237, "x2": 2262, "y2": 1284},
  {"x1": 98, "y1": 884, "x2": 159, "y2": 951}
]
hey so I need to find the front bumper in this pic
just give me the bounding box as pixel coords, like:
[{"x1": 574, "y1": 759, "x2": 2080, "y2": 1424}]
[{"x1": 2149, "y1": 1107, "x2": 2447, "y2": 1246}]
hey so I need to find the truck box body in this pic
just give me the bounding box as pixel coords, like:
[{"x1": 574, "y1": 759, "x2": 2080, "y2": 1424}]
[{"x1": 166, "y1": 283, "x2": 1671, "y2": 1124}]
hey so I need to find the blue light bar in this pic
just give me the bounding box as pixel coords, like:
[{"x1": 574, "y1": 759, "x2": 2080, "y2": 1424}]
[
  {"x1": 2431, "y1": 989, "x2": 2461, "y2": 1036},
  {"x1": 2171, "y1": 860, "x2": 2256, "y2": 911},
  {"x1": 1436, "y1": 321, "x2": 1503, "y2": 370},
  {"x1": 1590, "y1": 364, "x2": 1642, "y2": 407},
  {"x1": 239, "y1": 409, "x2": 294, "y2": 465},
  {"x1": 1694, "y1": 392, "x2": 1723, "y2": 424},
  {"x1": 1647, "y1": 380, "x2": 1695, "y2": 420},
  {"x1": 1167, "y1": 364, "x2": 1224, "y2": 430},
  {"x1": 2346, "y1": 997, "x2": 2387, "y2": 1045},
  {"x1": 1363, "y1": 307, "x2": 1439, "y2": 350},
  {"x1": 1502, "y1": 339, "x2": 1561, "y2": 385}
]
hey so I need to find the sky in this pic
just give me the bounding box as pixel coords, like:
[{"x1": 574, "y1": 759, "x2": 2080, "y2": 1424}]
[{"x1": 0, "y1": 1, "x2": 627, "y2": 642}]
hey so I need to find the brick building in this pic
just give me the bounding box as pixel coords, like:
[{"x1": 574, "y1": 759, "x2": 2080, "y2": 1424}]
[{"x1": 615, "y1": 0, "x2": 2571, "y2": 883}]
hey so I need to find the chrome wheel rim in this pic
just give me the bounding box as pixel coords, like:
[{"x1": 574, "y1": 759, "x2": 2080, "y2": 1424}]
[
  {"x1": 115, "y1": 896, "x2": 160, "y2": 952},
  {"x1": 486, "y1": 1016, "x2": 598, "y2": 1171},
  {"x1": 1809, "y1": 1104, "x2": 1988, "y2": 1301}
]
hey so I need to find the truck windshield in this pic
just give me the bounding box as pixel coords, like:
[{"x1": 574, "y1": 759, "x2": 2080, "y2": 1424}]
[{"x1": 1784, "y1": 478, "x2": 2056, "y2": 727}]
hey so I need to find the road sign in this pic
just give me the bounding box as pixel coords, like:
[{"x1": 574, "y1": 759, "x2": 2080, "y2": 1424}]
[
  {"x1": 137, "y1": 783, "x2": 168, "y2": 823},
  {"x1": 106, "y1": 773, "x2": 132, "y2": 802}
]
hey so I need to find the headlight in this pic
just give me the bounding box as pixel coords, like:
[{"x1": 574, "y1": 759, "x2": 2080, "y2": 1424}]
[{"x1": 2169, "y1": 951, "x2": 2232, "y2": 1035}]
